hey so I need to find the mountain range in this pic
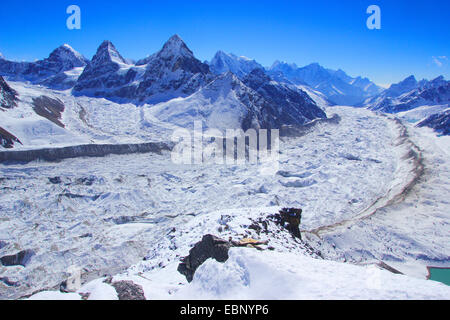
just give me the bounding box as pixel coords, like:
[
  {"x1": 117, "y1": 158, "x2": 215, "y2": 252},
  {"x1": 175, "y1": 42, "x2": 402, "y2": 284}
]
[
  {"x1": 0, "y1": 35, "x2": 448, "y2": 138},
  {"x1": 366, "y1": 75, "x2": 449, "y2": 113}
]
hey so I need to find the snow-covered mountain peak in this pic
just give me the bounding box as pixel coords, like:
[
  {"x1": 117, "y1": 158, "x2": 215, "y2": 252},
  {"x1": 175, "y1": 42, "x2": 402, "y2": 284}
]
[
  {"x1": 92, "y1": 40, "x2": 127, "y2": 66},
  {"x1": 47, "y1": 44, "x2": 88, "y2": 68},
  {"x1": 209, "y1": 51, "x2": 263, "y2": 78},
  {"x1": 157, "y1": 34, "x2": 194, "y2": 60},
  {"x1": 395, "y1": 75, "x2": 418, "y2": 87},
  {"x1": 270, "y1": 60, "x2": 298, "y2": 70},
  {"x1": 426, "y1": 75, "x2": 447, "y2": 88},
  {"x1": 384, "y1": 75, "x2": 419, "y2": 97}
]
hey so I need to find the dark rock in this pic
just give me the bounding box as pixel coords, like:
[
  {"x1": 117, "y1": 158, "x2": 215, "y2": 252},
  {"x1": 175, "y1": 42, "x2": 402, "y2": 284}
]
[
  {"x1": 112, "y1": 280, "x2": 146, "y2": 300},
  {"x1": 32, "y1": 96, "x2": 65, "y2": 128},
  {"x1": 268, "y1": 208, "x2": 303, "y2": 240},
  {"x1": 0, "y1": 127, "x2": 22, "y2": 149},
  {"x1": 48, "y1": 177, "x2": 62, "y2": 184},
  {"x1": 80, "y1": 233, "x2": 93, "y2": 239},
  {"x1": 0, "y1": 76, "x2": 18, "y2": 109},
  {"x1": 0, "y1": 277, "x2": 20, "y2": 287},
  {"x1": 60, "y1": 193, "x2": 101, "y2": 201},
  {"x1": 377, "y1": 262, "x2": 404, "y2": 275},
  {"x1": 0, "y1": 249, "x2": 35, "y2": 267},
  {"x1": 75, "y1": 176, "x2": 97, "y2": 186},
  {"x1": 178, "y1": 235, "x2": 233, "y2": 282}
]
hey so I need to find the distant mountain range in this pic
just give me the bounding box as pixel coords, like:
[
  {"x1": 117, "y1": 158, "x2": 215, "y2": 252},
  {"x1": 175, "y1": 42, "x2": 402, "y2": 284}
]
[
  {"x1": 0, "y1": 35, "x2": 448, "y2": 136},
  {"x1": 366, "y1": 75, "x2": 449, "y2": 113}
]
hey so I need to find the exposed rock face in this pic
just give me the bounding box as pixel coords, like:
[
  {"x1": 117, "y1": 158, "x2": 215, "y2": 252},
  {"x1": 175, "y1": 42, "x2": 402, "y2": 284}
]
[
  {"x1": 0, "y1": 45, "x2": 88, "y2": 89},
  {"x1": 0, "y1": 76, "x2": 18, "y2": 109},
  {"x1": 417, "y1": 109, "x2": 450, "y2": 135},
  {"x1": 243, "y1": 68, "x2": 327, "y2": 126},
  {"x1": 74, "y1": 41, "x2": 134, "y2": 97},
  {"x1": 135, "y1": 35, "x2": 213, "y2": 103},
  {"x1": 178, "y1": 235, "x2": 233, "y2": 282},
  {"x1": 150, "y1": 71, "x2": 327, "y2": 131},
  {"x1": 0, "y1": 127, "x2": 22, "y2": 149},
  {"x1": 32, "y1": 96, "x2": 66, "y2": 128},
  {"x1": 74, "y1": 35, "x2": 214, "y2": 104},
  {"x1": 0, "y1": 249, "x2": 35, "y2": 267},
  {"x1": 268, "y1": 208, "x2": 303, "y2": 240},
  {"x1": 112, "y1": 281, "x2": 146, "y2": 300}
]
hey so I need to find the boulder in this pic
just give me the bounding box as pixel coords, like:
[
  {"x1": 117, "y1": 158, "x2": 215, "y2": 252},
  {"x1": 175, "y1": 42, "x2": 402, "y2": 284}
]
[
  {"x1": 269, "y1": 208, "x2": 303, "y2": 240},
  {"x1": 112, "y1": 280, "x2": 146, "y2": 300},
  {"x1": 178, "y1": 235, "x2": 232, "y2": 282},
  {"x1": 0, "y1": 249, "x2": 35, "y2": 267}
]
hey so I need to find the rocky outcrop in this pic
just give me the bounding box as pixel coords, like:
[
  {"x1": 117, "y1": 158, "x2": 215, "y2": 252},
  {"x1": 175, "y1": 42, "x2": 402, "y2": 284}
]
[
  {"x1": 32, "y1": 96, "x2": 65, "y2": 128},
  {"x1": 111, "y1": 281, "x2": 146, "y2": 300},
  {"x1": 0, "y1": 141, "x2": 172, "y2": 163},
  {"x1": 0, "y1": 76, "x2": 18, "y2": 109},
  {"x1": 178, "y1": 235, "x2": 233, "y2": 282},
  {"x1": 0, "y1": 127, "x2": 22, "y2": 149},
  {"x1": 0, "y1": 249, "x2": 35, "y2": 267},
  {"x1": 268, "y1": 208, "x2": 303, "y2": 240}
]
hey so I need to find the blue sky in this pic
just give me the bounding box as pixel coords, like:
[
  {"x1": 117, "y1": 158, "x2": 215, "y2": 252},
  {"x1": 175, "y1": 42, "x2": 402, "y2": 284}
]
[{"x1": 0, "y1": 0, "x2": 448, "y2": 86}]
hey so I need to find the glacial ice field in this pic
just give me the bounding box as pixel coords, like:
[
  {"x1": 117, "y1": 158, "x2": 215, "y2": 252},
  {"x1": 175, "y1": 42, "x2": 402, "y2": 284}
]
[{"x1": 1, "y1": 106, "x2": 449, "y2": 299}]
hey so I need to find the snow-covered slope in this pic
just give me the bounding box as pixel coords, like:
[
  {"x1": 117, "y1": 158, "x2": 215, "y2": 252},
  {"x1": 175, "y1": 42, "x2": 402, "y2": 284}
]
[
  {"x1": 209, "y1": 51, "x2": 263, "y2": 79},
  {"x1": 243, "y1": 69, "x2": 326, "y2": 125},
  {"x1": 147, "y1": 70, "x2": 326, "y2": 131},
  {"x1": 3, "y1": 106, "x2": 440, "y2": 300},
  {"x1": 147, "y1": 72, "x2": 265, "y2": 130}
]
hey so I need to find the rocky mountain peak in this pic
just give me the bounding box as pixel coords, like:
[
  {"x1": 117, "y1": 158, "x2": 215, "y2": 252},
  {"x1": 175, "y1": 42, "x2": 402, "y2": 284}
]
[
  {"x1": 47, "y1": 44, "x2": 88, "y2": 69},
  {"x1": 92, "y1": 41, "x2": 127, "y2": 66},
  {"x1": 157, "y1": 35, "x2": 194, "y2": 60},
  {"x1": 209, "y1": 51, "x2": 263, "y2": 78}
]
